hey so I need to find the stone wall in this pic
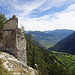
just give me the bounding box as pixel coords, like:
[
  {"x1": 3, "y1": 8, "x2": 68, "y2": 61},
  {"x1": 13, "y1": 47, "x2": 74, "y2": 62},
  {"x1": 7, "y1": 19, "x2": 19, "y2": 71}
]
[
  {"x1": 16, "y1": 28, "x2": 27, "y2": 65},
  {"x1": 0, "y1": 15, "x2": 27, "y2": 65},
  {"x1": 3, "y1": 30, "x2": 16, "y2": 48},
  {"x1": 3, "y1": 15, "x2": 18, "y2": 30}
]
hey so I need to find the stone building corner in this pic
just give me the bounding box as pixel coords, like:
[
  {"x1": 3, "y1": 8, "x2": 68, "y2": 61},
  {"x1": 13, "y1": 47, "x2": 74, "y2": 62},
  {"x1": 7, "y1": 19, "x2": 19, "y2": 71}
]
[{"x1": 0, "y1": 15, "x2": 27, "y2": 65}]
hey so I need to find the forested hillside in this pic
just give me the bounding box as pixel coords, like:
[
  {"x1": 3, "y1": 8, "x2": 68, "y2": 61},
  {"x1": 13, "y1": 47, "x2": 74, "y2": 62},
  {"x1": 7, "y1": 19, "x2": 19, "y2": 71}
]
[
  {"x1": 49, "y1": 31, "x2": 75, "y2": 54},
  {"x1": 26, "y1": 30, "x2": 74, "y2": 49},
  {"x1": 26, "y1": 31, "x2": 59, "y2": 49},
  {"x1": 50, "y1": 51, "x2": 75, "y2": 71},
  {"x1": 26, "y1": 34, "x2": 74, "y2": 75}
]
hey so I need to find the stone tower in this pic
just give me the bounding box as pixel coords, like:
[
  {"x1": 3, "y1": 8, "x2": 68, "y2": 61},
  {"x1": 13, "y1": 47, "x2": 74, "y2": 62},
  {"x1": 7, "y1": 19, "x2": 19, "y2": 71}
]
[{"x1": 0, "y1": 15, "x2": 27, "y2": 65}]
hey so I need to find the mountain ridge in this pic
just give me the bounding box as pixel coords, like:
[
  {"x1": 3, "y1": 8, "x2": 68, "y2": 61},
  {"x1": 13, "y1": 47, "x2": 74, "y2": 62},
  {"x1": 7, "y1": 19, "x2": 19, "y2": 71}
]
[
  {"x1": 26, "y1": 29, "x2": 74, "y2": 49},
  {"x1": 49, "y1": 31, "x2": 75, "y2": 54}
]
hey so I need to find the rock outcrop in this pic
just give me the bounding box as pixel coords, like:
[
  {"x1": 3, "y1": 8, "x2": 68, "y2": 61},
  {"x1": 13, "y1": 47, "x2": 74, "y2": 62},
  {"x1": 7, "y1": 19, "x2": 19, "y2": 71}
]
[{"x1": 0, "y1": 51, "x2": 38, "y2": 75}]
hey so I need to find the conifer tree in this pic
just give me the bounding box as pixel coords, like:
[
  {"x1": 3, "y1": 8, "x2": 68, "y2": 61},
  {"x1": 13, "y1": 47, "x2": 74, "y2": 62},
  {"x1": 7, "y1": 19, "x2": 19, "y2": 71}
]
[{"x1": 0, "y1": 12, "x2": 6, "y2": 22}]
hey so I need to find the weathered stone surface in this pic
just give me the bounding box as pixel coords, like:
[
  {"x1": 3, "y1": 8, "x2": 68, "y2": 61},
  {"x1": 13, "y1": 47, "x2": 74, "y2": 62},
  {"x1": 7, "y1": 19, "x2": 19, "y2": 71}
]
[
  {"x1": 3, "y1": 15, "x2": 18, "y2": 30},
  {"x1": 0, "y1": 15, "x2": 27, "y2": 65},
  {"x1": 0, "y1": 51, "x2": 38, "y2": 75},
  {"x1": 16, "y1": 28, "x2": 27, "y2": 65}
]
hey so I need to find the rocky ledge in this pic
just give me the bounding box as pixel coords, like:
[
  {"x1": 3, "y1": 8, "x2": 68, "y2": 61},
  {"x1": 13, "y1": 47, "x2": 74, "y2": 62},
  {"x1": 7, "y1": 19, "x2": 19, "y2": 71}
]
[{"x1": 0, "y1": 51, "x2": 38, "y2": 75}]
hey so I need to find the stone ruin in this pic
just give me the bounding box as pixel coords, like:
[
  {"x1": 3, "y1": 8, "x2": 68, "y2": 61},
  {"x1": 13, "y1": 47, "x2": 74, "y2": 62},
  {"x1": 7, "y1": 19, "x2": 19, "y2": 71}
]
[{"x1": 0, "y1": 15, "x2": 27, "y2": 65}]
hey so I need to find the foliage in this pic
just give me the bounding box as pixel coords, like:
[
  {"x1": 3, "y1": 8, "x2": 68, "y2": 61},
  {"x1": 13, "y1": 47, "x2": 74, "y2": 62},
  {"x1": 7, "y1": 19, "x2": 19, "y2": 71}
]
[
  {"x1": 0, "y1": 18, "x2": 4, "y2": 29},
  {"x1": 51, "y1": 51, "x2": 75, "y2": 71},
  {"x1": 0, "y1": 13, "x2": 6, "y2": 29},
  {"x1": 26, "y1": 34, "x2": 72, "y2": 75},
  {"x1": 0, "y1": 12, "x2": 6, "y2": 22}
]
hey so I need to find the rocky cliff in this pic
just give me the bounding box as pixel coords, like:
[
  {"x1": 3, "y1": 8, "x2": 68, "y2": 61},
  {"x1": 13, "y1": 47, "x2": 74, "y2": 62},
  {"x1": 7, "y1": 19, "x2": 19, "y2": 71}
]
[
  {"x1": 0, "y1": 51, "x2": 38, "y2": 75},
  {"x1": 16, "y1": 28, "x2": 27, "y2": 65}
]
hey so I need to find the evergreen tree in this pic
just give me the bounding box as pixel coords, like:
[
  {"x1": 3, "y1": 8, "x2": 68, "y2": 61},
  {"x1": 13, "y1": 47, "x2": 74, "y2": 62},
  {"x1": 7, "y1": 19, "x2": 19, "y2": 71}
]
[
  {"x1": 0, "y1": 12, "x2": 6, "y2": 22},
  {"x1": 0, "y1": 13, "x2": 6, "y2": 29},
  {"x1": 0, "y1": 18, "x2": 4, "y2": 29}
]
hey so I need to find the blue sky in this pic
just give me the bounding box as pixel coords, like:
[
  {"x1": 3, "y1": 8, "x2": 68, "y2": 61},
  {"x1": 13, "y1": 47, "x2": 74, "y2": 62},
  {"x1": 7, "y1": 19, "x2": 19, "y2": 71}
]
[{"x1": 0, "y1": 0, "x2": 75, "y2": 31}]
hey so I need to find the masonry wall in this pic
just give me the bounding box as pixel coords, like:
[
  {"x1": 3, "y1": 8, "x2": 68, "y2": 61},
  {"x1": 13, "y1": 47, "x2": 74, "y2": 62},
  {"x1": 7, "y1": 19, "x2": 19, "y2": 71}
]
[
  {"x1": 0, "y1": 31, "x2": 4, "y2": 48},
  {"x1": 3, "y1": 30, "x2": 16, "y2": 48},
  {"x1": 16, "y1": 29, "x2": 27, "y2": 65},
  {"x1": 3, "y1": 17, "x2": 18, "y2": 30},
  {"x1": 0, "y1": 15, "x2": 27, "y2": 65}
]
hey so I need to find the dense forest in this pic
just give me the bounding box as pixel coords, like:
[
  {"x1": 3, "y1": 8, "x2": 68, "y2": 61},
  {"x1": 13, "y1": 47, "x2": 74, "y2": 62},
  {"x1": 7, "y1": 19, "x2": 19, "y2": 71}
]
[{"x1": 26, "y1": 32, "x2": 75, "y2": 75}]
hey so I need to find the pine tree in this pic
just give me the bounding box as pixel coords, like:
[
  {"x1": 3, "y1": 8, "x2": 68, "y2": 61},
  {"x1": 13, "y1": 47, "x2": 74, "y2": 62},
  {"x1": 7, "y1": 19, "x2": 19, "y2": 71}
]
[
  {"x1": 0, "y1": 13, "x2": 6, "y2": 22},
  {"x1": 0, "y1": 18, "x2": 4, "y2": 29}
]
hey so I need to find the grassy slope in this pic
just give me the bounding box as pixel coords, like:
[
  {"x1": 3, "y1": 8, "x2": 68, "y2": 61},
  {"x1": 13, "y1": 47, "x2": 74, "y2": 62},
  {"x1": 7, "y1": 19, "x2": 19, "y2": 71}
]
[{"x1": 51, "y1": 51, "x2": 75, "y2": 71}]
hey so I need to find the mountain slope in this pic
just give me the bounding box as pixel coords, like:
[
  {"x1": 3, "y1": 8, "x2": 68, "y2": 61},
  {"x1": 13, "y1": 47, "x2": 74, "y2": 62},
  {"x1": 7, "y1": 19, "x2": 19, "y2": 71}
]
[
  {"x1": 28, "y1": 31, "x2": 59, "y2": 49},
  {"x1": 26, "y1": 35, "x2": 72, "y2": 75},
  {"x1": 49, "y1": 31, "x2": 75, "y2": 54},
  {"x1": 44, "y1": 29, "x2": 74, "y2": 39},
  {"x1": 26, "y1": 29, "x2": 74, "y2": 49},
  {"x1": 51, "y1": 51, "x2": 75, "y2": 71},
  {"x1": 26, "y1": 34, "x2": 45, "y2": 48}
]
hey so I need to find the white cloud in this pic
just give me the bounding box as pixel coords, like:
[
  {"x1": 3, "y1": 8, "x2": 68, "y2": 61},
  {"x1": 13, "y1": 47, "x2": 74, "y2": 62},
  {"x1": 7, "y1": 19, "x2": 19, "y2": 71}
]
[
  {"x1": 0, "y1": 0, "x2": 75, "y2": 31},
  {"x1": 38, "y1": 0, "x2": 75, "y2": 12},
  {"x1": 18, "y1": 2, "x2": 75, "y2": 31}
]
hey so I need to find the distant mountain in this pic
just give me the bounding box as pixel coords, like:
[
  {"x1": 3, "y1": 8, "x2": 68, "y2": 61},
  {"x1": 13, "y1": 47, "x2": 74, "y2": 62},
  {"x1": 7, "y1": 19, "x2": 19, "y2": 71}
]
[
  {"x1": 28, "y1": 31, "x2": 59, "y2": 49},
  {"x1": 26, "y1": 34, "x2": 45, "y2": 48},
  {"x1": 44, "y1": 29, "x2": 74, "y2": 39},
  {"x1": 49, "y1": 32, "x2": 75, "y2": 54},
  {"x1": 26, "y1": 29, "x2": 74, "y2": 49}
]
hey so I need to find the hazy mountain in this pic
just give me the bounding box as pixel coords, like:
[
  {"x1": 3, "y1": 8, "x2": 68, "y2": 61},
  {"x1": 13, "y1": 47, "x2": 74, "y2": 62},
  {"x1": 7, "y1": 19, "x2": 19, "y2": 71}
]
[
  {"x1": 26, "y1": 29, "x2": 74, "y2": 49},
  {"x1": 44, "y1": 29, "x2": 74, "y2": 39},
  {"x1": 28, "y1": 31, "x2": 60, "y2": 49},
  {"x1": 49, "y1": 31, "x2": 75, "y2": 54},
  {"x1": 26, "y1": 34, "x2": 45, "y2": 48}
]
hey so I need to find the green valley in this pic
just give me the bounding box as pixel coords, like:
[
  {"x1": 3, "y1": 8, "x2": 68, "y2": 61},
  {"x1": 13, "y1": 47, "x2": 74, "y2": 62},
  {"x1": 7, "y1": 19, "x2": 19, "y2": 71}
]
[
  {"x1": 50, "y1": 51, "x2": 75, "y2": 71},
  {"x1": 26, "y1": 30, "x2": 74, "y2": 49}
]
